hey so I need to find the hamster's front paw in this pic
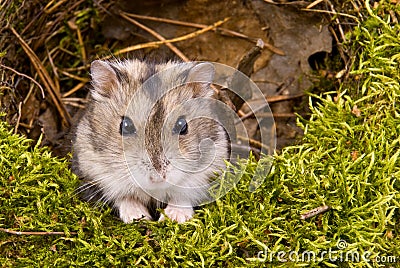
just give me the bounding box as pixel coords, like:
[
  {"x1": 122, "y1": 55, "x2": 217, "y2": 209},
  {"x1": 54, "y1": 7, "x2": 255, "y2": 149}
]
[
  {"x1": 117, "y1": 198, "x2": 152, "y2": 223},
  {"x1": 159, "y1": 205, "x2": 194, "y2": 223}
]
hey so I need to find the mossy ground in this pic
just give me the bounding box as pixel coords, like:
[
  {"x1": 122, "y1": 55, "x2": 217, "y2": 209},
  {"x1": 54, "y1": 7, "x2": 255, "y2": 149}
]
[{"x1": 1, "y1": 1, "x2": 400, "y2": 268}]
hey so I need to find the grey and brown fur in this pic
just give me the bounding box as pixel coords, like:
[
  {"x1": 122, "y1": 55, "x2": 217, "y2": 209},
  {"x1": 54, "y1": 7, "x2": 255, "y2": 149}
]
[{"x1": 72, "y1": 59, "x2": 230, "y2": 223}]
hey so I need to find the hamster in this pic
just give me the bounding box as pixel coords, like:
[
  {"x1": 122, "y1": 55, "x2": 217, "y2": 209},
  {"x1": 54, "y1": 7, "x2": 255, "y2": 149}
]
[{"x1": 72, "y1": 59, "x2": 230, "y2": 223}]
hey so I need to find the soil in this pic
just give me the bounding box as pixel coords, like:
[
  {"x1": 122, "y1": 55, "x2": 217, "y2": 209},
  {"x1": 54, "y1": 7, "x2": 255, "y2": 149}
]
[{"x1": 0, "y1": 0, "x2": 339, "y2": 156}]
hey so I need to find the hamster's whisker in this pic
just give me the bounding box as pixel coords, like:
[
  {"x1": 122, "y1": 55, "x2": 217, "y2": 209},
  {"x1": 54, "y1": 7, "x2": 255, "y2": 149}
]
[
  {"x1": 74, "y1": 173, "x2": 128, "y2": 204},
  {"x1": 75, "y1": 183, "x2": 104, "y2": 201},
  {"x1": 75, "y1": 178, "x2": 103, "y2": 193},
  {"x1": 93, "y1": 195, "x2": 112, "y2": 209}
]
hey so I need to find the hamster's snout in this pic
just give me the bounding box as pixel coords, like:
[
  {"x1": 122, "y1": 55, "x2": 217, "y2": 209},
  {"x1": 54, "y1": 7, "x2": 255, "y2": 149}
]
[{"x1": 149, "y1": 170, "x2": 167, "y2": 183}]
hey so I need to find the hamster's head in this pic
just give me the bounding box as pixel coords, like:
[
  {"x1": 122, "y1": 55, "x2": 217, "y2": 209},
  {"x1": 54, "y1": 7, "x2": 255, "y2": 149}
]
[{"x1": 74, "y1": 59, "x2": 231, "y2": 206}]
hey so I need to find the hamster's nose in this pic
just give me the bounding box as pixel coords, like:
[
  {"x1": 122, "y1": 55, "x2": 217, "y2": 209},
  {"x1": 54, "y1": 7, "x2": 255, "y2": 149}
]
[{"x1": 148, "y1": 157, "x2": 169, "y2": 182}]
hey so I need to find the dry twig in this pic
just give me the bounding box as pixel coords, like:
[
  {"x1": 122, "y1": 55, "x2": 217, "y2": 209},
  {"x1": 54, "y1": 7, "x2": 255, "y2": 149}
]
[
  {"x1": 119, "y1": 11, "x2": 189, "y2": 62},
  {"x1": 46, "y1": 47, "x2": 60, "y2": 93},
  {"x1": 258, "y1": 112, "x2": 297, "y2": 118},
  {"x1": 10, "y1": 26, "x2": 71, "y2": 127},
  {"x1": 105, "y1": 18, "x2": 230, "y2": 59},
  {"x1": 0, "y1": 64, "x2": 45, "y2": 98},
  {"x1": 67, "y1": 19, "x2": 87, "y2": 63},
  {"x1": 62, "y1": 82, "x2": 86, "y2": 98},
  {"x1": 265, "y1": 93, "x2": 305, "y2": 103},
  {"x1": 300, "y1": 205, "x2": 331, "y2": 220},
  {"x1": 14, "y1": 102, "x2": 22, "y2": 134},
  {"x1": 122, "y1": 12, "x2": 284, "y2": 56},
  {"x1": 306, "y1": 0, "x2": 324, "y2": 9},
  {"x1": 264, "y1": 0, "x2": 309, "y2": 7},
  {"x1": 237, "y1": 134, "x2": 271, "y2": 153},
  {"x1": 301, "y1": 8, "x2": 359, "y2": 22},
  {"x1": 238, "y1": 93, "x2": 304, "y2": 121},
  {"x1": 0, "y1": 227, "x2": 76, "y2": 236},
  {"x1": 59, "y1": 70, "x2": 90, "y2": 83}
]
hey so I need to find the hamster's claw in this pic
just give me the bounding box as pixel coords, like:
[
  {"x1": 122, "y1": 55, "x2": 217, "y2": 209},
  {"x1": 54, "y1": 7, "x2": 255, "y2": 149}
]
[
  {"x1": 159, "y1": 206, "x2": 194, "y2": 223},
  {"x1": 118, "y1": 198, "x2": 152, "y2": 223}
]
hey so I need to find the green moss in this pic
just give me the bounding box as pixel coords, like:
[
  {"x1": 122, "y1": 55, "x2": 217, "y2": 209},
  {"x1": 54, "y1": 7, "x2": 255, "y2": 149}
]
[{"x1": 1, "y1": 2, "x2": 400, "y2": 267}]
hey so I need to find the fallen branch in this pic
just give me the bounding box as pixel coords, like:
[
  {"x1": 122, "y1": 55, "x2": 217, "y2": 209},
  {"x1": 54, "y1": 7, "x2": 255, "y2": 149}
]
[
  {"x1": 62, "y1": 82, "x2": 86, "y2": 98},
  {"x1": 122, "y1": 11, "x2": 284, "y2": 56},
  {"x1": 10, "y1": 26, "x2": 71, "y2": 127},
  {"x1": 265, "y1": 93, "x2": 305, "y2": 103},
  {"x1": 119, "y1": 11, "x2": 189, "y2": 62},
  {"x1": 0, "y1": 227, "x2": 77, "y2": 236},
  {"x1": 106, "y1": 18, "x2": 229, "y2": 58},
  {"x1": 238, "y1": 93, "x2": 304, "y2": 121},
  {"x1": 237, "y1": 134, "x2": 271, "y2": 153}
]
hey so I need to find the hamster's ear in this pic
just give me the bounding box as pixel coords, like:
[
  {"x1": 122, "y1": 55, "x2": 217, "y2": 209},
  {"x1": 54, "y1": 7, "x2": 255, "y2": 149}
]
[
  {"x1": 186, "y1": 62, "x2": 215, "y2": 84},
  {"x1": 90, "y1": 60, "x2": 118, "y2": 99},
  {"x1": 186, "y1": 62, "x2": 215, "y2": 97}
]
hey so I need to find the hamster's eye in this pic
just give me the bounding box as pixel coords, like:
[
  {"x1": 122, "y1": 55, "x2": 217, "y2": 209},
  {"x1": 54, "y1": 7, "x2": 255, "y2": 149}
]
[
  {"x1": 120, "y1": 116, "x2": 136, "y2": 135},
  {"x1": 172, "y1": 116, "x2": 188, "y2": 135}
]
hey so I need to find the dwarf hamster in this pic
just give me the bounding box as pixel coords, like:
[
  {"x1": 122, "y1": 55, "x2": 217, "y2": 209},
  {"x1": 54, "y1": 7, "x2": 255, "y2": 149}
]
[{"x1": 72, "y1": 59, "x2": 230, "y2": 223}]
